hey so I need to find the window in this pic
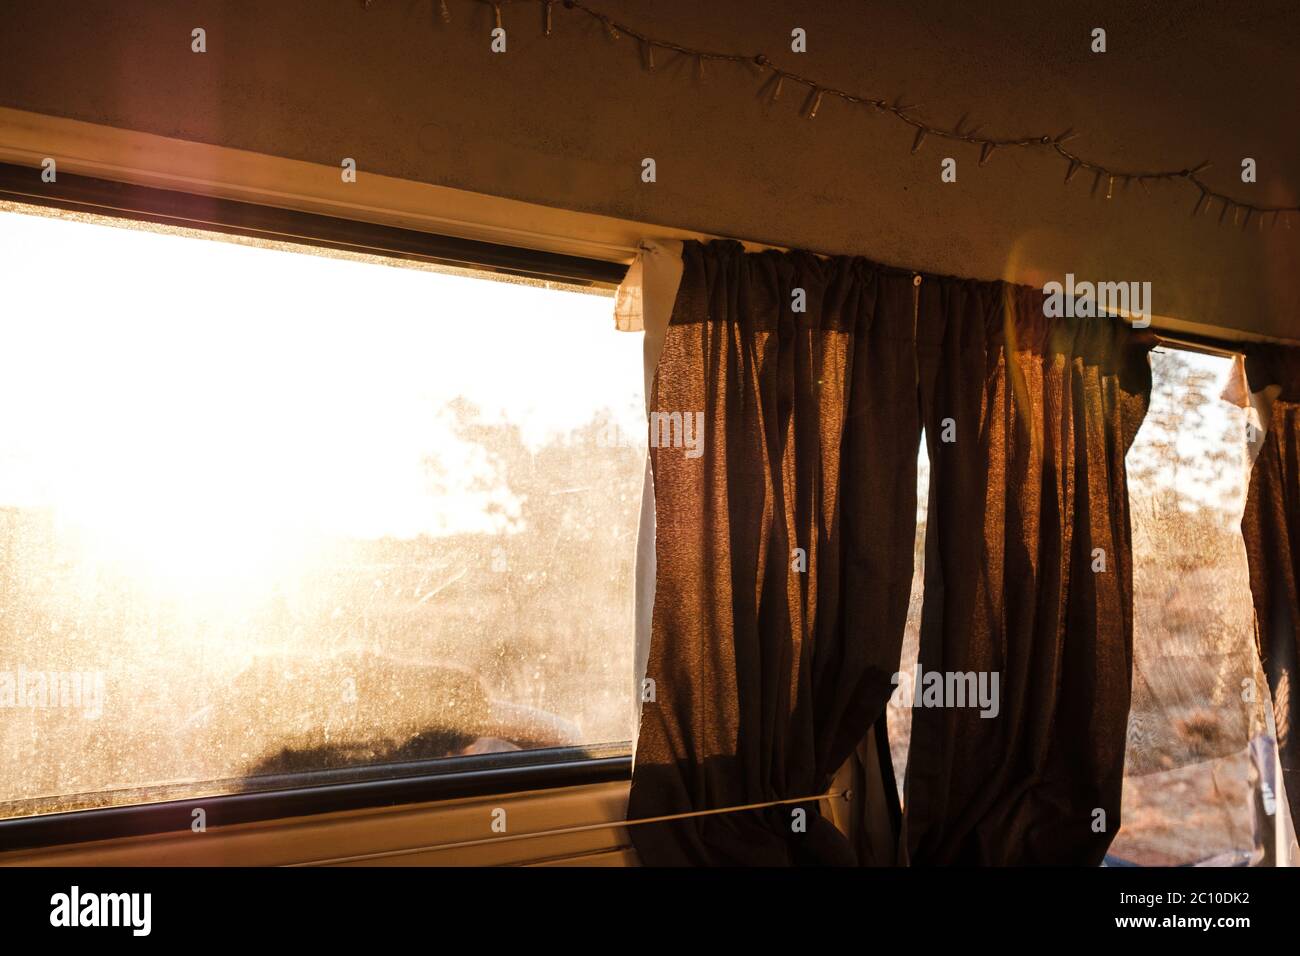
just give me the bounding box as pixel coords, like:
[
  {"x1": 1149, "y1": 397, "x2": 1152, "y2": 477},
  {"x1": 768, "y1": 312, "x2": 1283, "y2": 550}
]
[
  {"x1": 1110, "y1": 347, "x2": 1274, "y2": 866},
  {"x1": 0, "y1": 202, "x2": 645, "y2": 820}
]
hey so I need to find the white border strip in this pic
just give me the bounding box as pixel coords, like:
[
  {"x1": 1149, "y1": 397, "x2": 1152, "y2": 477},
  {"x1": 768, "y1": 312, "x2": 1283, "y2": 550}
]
[{"x1": 0, "y1": 106, "x2": 707, "y2": 265}]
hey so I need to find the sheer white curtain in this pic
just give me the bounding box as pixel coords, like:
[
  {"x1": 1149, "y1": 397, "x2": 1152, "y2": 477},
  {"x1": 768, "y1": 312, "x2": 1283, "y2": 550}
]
[{"x1": 613, "y1": 239, "x2": 684, "y2": 750}]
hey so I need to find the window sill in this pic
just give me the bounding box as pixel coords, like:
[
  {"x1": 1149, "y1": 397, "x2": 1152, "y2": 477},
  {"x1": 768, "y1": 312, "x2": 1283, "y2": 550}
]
[{"x1": 0, "y1": 746, "x2": 631, "y2": 856}]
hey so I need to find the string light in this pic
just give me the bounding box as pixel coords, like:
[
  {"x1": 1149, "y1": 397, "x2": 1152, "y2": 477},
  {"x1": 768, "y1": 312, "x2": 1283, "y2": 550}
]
[
  {"x1": 803, "y1": 87, "x2": 824, "y2": 120},
  {"x1": 360, "y1": 0, "x2": 1300, "y2": 228},
  {"x1": 764, "y1": 71, "x2": 784, "y2": 104}
]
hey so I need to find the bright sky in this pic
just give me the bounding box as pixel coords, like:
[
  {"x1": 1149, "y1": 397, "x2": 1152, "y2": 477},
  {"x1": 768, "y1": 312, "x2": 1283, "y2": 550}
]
[{"x1": 0, "y1": 206, "x2": 644, "y2": 585}]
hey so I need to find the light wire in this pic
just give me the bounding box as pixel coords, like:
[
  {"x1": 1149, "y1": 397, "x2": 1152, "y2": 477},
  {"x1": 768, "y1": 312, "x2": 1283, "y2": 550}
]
[
  {"x1": 285, "y1": 787, "x2": 847, "y2": 865},
  {"x1": 365, "y1": 0, "x2": 1298, "y2": 231}
]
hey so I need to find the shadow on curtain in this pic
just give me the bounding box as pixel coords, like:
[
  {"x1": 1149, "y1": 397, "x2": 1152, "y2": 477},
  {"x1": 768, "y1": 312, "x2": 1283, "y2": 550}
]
[{"x1": 627, "y1": 239, "x2": 1155, "y2": 866}]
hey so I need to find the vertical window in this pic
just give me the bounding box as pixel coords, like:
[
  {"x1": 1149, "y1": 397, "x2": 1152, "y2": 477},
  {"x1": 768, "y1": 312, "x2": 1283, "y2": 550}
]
[{"x1": 1111, "y1": 347, "x2": 1272, "y2": 865}]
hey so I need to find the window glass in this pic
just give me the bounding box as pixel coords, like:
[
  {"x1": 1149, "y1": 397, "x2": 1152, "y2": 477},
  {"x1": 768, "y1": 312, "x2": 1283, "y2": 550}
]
[
  {"x1": 1111, "y1": 347, "x2": 1273, "y2": 866},
  {"x1": 0, "y1": 204, "x2": 644, "y2": 818}
]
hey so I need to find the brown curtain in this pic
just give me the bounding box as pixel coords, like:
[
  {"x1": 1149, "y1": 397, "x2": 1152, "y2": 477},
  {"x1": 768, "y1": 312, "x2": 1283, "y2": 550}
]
[
  {"x1": 1241, "y1": 344, "x2": 1300, "y2": 832},
  {"x1": 627, "y1": 240, "x2": 921, "y2": 865},
  {"x1": 904, "y1": 279, "x2": 1154, "y2": 865},
  {"x1": 627, "y1": 240, "x2": 1155, "y2": 866}
]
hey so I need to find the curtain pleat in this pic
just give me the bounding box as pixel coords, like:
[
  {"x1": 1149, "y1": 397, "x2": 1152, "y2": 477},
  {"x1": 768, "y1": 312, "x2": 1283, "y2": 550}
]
[
  {"x1": 627, "y1": 240, "x2": 1154, "y2": 866},
  {"x1": 1241, "y1": 345, "x2": 1300, "y2": 833},
  {"x1": 627, "y1": 240, "x2": 920, "y2": 865},
  {"x1": 904, "y1": 279, "x2": 1154, "y2": 865}
]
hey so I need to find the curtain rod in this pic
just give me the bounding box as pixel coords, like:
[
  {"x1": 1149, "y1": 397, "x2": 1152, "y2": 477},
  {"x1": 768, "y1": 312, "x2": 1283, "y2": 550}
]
[
  {"x1": 700, "y1": 239, "x2": 1299, "y2": 354},
  {"x1": 1150, "y1": 331, "x2": 1242, "y2": 359}
]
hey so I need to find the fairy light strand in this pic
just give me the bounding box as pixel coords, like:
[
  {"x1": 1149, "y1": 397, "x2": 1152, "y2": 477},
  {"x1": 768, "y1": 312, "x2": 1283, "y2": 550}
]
[{"x1": 367, "y1": 0, "x2": 1298, "y2": 228}]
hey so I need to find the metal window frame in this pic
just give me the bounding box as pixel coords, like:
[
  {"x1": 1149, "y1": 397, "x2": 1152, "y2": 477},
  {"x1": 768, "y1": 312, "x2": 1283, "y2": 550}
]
[
  {"x1": 0, "y1": 161, "x2": 629, "y2": 287},
  {"x1": 0, "y1": 750, "x2": 633, "y2": 854}
]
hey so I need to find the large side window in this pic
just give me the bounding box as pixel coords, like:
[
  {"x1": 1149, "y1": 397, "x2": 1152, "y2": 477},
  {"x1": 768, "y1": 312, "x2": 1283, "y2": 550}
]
[{"x1": 0, "y1": 202, "x2": 645, "y2": 820}]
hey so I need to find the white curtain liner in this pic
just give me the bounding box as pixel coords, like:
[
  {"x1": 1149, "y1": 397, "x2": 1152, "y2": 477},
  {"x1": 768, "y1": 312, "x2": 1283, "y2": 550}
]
[{"x1": 614, "y1": 239, "x2": 683, "y2": 753}]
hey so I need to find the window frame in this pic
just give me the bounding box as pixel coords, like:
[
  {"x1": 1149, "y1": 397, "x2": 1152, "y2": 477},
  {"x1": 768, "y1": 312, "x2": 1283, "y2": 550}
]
[
  {"x1": 0, "y1": 161, "x2": 628, "y2": 287},
  {"x1": 0, "y1": 161, "x2": 639, "y2": 850},
  {"x1": 0, "y1": 750, "x2": 632, "y2": 854}
]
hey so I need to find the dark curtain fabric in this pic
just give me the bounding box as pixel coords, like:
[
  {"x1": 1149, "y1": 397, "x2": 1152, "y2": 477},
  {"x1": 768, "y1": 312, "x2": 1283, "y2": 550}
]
[
  {"x1": 1241, "y1": 344, "x2": 1300, "y2": 833},
  {"x1": 627, "y1": 240, "x2": 921, "y2": 865},
  {"x1": 627, "y1": 240, "x2": 1155, "y2": 866},
  {"x1": 904, "y1": 279, "x2": 1154, "y2": 865}
]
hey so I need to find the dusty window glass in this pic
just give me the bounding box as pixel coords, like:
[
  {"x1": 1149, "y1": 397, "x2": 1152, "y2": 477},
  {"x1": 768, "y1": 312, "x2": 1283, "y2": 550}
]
[
  {"x1": 0, "y1": 205, "x2": 644, "y2": 818},
  {"x1": 1110, "y1": 347, "x2": 1279, "y2": 866}
]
